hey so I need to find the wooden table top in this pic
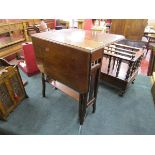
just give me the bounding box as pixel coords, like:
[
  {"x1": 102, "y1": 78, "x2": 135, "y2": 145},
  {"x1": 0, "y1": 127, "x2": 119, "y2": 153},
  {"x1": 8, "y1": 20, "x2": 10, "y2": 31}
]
[{"x1": 32, "y1": 29, "x2": 124, "y2": 52}]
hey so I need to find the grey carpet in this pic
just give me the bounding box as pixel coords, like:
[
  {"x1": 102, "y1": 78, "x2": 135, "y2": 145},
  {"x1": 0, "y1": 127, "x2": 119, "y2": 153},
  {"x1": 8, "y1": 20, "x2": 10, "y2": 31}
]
[{"x1": 0, "y1": 70, "x2": 155, "y2": 135}]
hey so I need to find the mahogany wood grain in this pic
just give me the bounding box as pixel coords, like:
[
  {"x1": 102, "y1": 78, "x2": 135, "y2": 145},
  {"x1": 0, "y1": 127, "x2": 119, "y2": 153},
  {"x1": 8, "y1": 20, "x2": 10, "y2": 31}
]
[
  {"x1": 31, "y1": 29, "x2": 125, "y2": 124},
  {"x1": 32, "y1": 29, "x2": 124, "y2": 93}
]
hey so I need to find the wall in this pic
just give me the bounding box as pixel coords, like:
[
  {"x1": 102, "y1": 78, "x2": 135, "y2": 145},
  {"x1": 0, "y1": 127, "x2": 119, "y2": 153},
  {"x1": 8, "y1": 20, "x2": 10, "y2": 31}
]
[
  {"x1": 0, "y1": 19, "x2": 23, "y2": 23},
  {"x1": 148, "y1": 19, "x2": 155, "y2": 29}
]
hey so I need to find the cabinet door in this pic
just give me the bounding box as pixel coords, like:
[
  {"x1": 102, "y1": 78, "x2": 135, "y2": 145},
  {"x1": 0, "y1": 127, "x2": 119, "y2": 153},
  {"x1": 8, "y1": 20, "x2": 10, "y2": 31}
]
[{"x1": 0, "y1": 80, "x2": 15, "y2": 119}]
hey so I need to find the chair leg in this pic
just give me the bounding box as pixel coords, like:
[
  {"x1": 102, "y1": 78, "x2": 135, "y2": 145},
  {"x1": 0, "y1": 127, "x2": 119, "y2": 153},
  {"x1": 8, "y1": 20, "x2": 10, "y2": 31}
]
[{"x1": 42, "y1": 73, "x2": 46, "y2": 97}]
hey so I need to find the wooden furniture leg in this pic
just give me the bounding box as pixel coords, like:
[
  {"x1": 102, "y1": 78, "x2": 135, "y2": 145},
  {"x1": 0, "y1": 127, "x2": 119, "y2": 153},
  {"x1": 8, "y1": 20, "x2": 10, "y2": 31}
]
[
  {"x1": 79, "y1": 59, "x2": 101, "y2": 125},
  {"x1": 42, "y1": 73, "x2": 46, "y2": 97},
  {"x1": 79, "y1": 93, "x2": 87, "y2": 125},
  {"x1": 92, "y1": 68, "x2": 100, "y2": 113},
  {"x1": 151, "y1": 82, "x2": 155, "y2": 105}
]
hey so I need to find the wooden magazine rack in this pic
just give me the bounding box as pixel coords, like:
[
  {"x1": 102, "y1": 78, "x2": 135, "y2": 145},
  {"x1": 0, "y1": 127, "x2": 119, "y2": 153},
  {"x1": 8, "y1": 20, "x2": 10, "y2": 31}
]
[{"x1": 100, "y1": 43, "x2": 144, "y2": 96}]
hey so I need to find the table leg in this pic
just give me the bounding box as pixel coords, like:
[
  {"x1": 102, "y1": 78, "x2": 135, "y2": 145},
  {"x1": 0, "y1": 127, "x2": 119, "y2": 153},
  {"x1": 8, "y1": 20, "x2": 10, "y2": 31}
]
[
  {"x1": 42, "y1": 73, "x2": 46, "y2": 97},
  {"x1": 92, "y1": 68, "x2": 100, "y2": 113},
  {"x1": 79, "y1": 93, "x2": 87, "y2": 125}
]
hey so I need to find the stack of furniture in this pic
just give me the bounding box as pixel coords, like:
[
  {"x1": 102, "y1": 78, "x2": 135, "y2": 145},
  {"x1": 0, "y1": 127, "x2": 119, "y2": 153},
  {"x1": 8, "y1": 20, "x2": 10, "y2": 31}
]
[
  {"x1": 0, "y1": 22, "x2": 29, "y2": 58},
  {"x1": 100, "y1": 43, "x2": 144, "y2": 96},
  {"x1": 18, "y1": 42, "x2": 39, "y2": 76},
  {"x1": 0, "y1": 59, "x2": 27, "y2": 120}
]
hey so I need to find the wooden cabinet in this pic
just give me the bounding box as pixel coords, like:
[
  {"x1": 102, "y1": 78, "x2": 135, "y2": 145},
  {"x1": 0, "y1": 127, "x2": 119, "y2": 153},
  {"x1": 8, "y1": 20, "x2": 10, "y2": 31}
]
[
  {"x1": 111, "y1": 19, "x2": 148, "y2": 41},
  {"x1": 0, "y1": 66, "x2": 26, "y2": 120}
]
